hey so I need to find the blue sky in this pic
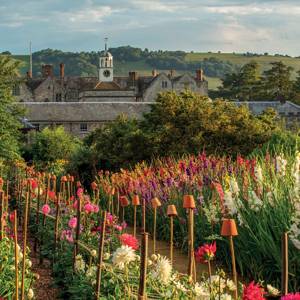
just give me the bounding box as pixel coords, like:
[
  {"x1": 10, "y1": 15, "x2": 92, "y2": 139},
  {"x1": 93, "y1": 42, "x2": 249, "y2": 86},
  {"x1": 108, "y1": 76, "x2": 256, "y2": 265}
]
[{"x1": 1, "y1": 0, "x2": 300, "y2": 55}]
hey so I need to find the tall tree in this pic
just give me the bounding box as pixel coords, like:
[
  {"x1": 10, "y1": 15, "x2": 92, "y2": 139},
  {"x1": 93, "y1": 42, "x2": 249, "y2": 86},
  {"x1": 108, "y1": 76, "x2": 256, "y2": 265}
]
[
  {"x1": 218, "y1": 61, "x2": 260, "y2": 101},
  {"x1": 0, "y1": 55, "x2": 23, "y2": 160},
  {"x1": 262, "y1": 61, "x2": 294, "y2": 102}
]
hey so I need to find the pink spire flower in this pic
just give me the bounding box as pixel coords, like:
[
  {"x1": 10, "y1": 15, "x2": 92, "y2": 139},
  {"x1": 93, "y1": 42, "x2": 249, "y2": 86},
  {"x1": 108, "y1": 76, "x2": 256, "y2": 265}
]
[
  {"x1": 68, "y1": 217, "x2": 77, "y2": 229},
  {"x1": 41, "y1": 204, "x2": 51, "y2": 215},
  {"x1": 195, "y1": 241, "x2": 216, "y2": 263},
  {"x1": 119, "y1": 233, "x2": 139, "y2": 250},
  {"x1": 242, "y1": 281, "x2": 265, "y2": 300}
]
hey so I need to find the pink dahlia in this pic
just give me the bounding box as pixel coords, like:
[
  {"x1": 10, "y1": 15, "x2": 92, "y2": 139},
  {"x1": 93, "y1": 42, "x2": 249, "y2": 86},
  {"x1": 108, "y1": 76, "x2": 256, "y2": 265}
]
[
  {"x1": 119, "y1": 233, "x2": 139, "y2": 250},
  {"x1": 243, "y1": 281, "x2": 265, "y2": 300},
  {"x1": 68, "y1": 217, "x2": 77, "y2": 229},
  {"x1": 41, "y1": 204, "x2": 51, "y2": 215},
  {"x1": 84, "y1": 202, "x2": 94, "y2": 213}
]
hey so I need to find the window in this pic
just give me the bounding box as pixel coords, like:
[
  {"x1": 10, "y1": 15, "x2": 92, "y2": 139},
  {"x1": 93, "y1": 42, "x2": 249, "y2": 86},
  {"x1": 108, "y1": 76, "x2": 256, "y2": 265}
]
[
  {"x1": 162, "y1": 81, "x2": 168, "y2": 88},
  {"x1": 56, "y1": 93, "x2": 62, "y2": 102},
  {"x1": 80, "y1": 123, "x2": 88, "y2": 132},
  {"x1": 12, "y1": 84, "x2": 20, "y2": 96}
]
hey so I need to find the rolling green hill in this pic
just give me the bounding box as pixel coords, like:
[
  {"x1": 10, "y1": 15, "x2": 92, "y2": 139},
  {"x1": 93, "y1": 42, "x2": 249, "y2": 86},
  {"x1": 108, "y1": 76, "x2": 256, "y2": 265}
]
[{"x1": 8, "y1": 48, "x2": 300, "y2": 91}]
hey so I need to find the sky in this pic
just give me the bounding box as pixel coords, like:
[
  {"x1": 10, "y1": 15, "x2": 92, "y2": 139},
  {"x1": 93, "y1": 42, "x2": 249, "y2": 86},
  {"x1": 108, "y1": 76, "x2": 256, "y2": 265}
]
[{"x1": 1, "y1": 0, "x2": 300, "y2": 56}]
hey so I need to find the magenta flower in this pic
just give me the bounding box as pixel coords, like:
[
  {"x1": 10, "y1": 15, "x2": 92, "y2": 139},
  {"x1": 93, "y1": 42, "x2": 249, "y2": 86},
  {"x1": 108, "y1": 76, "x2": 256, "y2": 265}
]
[
  {"x1": 84, "y1": 202, "x2": 94, "y2": 213},
  {"x1": 41, "y1": 204, "x2": 51, "y2": 215},
  {"x1": 68, "y1": 217, "x2": 77, "y2": 229}
]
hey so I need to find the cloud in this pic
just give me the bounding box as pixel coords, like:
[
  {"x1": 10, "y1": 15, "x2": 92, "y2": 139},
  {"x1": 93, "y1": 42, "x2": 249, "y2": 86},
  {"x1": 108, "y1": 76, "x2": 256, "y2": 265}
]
[
  {"x1": 129, "y1": 0, "x2": 185, "y2": 12},
  {"x1": 61, "y1": 6, "x2": 114, "y2": 23},
  {"x1": 1, "y1": 0, "x2": 300, "y2": 56}
]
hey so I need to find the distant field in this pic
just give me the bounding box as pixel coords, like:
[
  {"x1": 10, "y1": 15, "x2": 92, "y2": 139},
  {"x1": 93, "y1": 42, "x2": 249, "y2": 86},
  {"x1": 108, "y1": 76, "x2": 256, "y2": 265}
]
[{"x1": 186, "y1": 52, "x2": 300, "y2": 73}]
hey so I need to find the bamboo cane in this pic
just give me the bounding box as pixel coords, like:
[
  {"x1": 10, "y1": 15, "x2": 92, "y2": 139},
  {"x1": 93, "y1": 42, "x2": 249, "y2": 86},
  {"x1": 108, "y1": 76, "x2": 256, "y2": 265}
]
[
  {"x1": 13, "y1": 210, "x2": 19, "y2": 300},
  {"x1": 5, "y1": 180, "x2": 9, "y2": 212},
  {"x1": 0, "y1": 191, "x2": 3, "y2": 240},
  {"x1": 153, "y1": 207, "x2": 157, "y2": 254},
  {"x1": 95, "y1": 211, "x2": 107, "y2": 299},
  {"x1": 54, "y1": 193, "x2": 61, "y2": 253},
  {"x1": 34, "y1": 183, "x2": 41, "y2": 253},
  {"x1": 142, "y1": 198, "x2": 146, "y2": 233},
  {"x1": 282, "y1": 232, "x2": 289, "y2": 296},
  {"x1": 138, "y1": 232, "x2": 149, "y2": 300},
  {"x1": 74, "y1": 197, "x2": 82, "y2": 265},
  {"x1": 229, "y1": 236, "x2": 238, "y2": 300},
  {"x1": 21, "y1": 192, "x2": 29, "y2": 300},
  {"x1": 170, "y1": 215, "x2": 174, "y2": 265},
  {"x1": 133, "y1": 205, "x2": 137, "y2": 237},
  {"x1": 187, "y1": 208, "x2": 195, "y2": 280}
]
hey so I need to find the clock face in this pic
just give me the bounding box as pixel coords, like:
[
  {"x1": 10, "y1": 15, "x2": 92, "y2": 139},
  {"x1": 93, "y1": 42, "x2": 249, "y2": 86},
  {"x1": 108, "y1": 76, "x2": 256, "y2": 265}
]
[{"x1": 103, "y1": 70, "x2": 111, "y2": 77}]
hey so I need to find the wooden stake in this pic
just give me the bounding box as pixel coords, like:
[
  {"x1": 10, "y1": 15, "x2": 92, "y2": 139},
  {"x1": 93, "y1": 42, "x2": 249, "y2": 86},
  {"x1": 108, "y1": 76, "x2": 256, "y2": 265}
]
[
  {"x1": 0, "y1": 191, "x2": 3, "y2": 240},
  {"x1": 21, "y1": 192, "x2": 29, "y2": 300},
  {"x1": 142, "y1": 198, "x2": 146, "y2": 233},
  {"x1": 153, "y1": 207, "x2": 157, "y2": 254},
  {"x1": 54, "y1": 193, "x2": 61, "y2": 252},
  {"x1": 282, "y1": 232, "x2": 289, "y2": 296},
  {"x1": 138, "y1": 232, "x2": 149, "y2": 300},
  {"x1": 170, "y1": 215, "x2": 174, "y2": 265},
  {"x1": 34, "y1": 183, "x2": 41, "y2": 253},
  {"x1": 133, "y1": 205, "x2": 137, "y2": 237},
  {"x1": 13, "y1": 210, "x2": 19, "y2": 300},
  {"x1": 74, "y1": 197, "x2": 82, "y2": 263},
  {"x1": 187, "y1": 208, "x2": 195, "y2": 280},
  {"x1": 95, "y1": 211, "x2": 107, "y2": 299},
  {"x1": 229, "y1": 236, "x2": 238, "y2": 300}
]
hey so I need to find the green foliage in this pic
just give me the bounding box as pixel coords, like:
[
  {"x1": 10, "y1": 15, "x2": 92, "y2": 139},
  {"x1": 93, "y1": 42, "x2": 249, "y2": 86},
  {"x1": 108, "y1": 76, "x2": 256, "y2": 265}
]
[
  {"x1": 79, "y1": 91, "x2": 279, "y2": 174},
  {"x1": 0, "y1": 55, "x2": 23, "y2": 161},
  {"x1": 217, "y1": 61, "x2": 297, "y2": 102},
  {"x1": 25, "y1": 126, "x2": 81, "y2": 172},
  {"x1": 84, "y1": 114, "x2": 151, "y2": 171},
  {"x1": 143, "y1": 91, "x2": 278, "y2": 156},
  {"x1": 262, "y1": 61, "x2": 295, "y2": 101},
  {"x1": 18, "y1": 47, "x2": 236, "y2": 79}
]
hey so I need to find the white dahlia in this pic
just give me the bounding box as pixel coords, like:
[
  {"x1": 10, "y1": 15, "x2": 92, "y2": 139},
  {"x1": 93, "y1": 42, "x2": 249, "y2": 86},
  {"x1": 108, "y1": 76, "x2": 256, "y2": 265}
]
[
  {"x1": 112, "y1": 245, "x2": 136, "y2": 270},
  {"x1": 151, "y1": 256, "x2": 172, "y2": 284}
]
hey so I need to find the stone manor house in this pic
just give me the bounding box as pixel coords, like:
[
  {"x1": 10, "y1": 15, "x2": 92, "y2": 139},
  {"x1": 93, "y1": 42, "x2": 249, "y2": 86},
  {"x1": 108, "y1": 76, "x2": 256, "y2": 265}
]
[
  {"x1": 15, "y1": 43, "x2": 208, "y2": 136},
  {"x1": 16, "y1": 43, "x2": 300, "y2": 136}
]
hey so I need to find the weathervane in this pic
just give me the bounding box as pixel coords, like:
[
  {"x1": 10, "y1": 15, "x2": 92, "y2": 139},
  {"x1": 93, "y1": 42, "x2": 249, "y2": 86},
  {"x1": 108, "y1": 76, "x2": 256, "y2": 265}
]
[{"x1": 104, "y1": 37, "x2": 108, "y2": 52}]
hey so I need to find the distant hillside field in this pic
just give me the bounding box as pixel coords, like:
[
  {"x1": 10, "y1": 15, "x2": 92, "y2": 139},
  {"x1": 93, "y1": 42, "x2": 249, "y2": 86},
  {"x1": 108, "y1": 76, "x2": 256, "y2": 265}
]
[{"x1": 8, "y1": 48, "x2": 300, "y2": 91}]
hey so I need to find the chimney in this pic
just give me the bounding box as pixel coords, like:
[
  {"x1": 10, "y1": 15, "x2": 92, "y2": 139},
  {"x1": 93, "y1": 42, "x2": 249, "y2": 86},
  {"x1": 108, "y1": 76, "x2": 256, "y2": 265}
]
[
  {"x1": 168, "y1": 69, "x2": 175, "y2": 78},
  {"x1": 129, "y1": 71, "x2": 138, "y2": 82},
  {"x1": 196, "y1": 69, "x2": 204, "y2": 81},
  {"x1": 59, "y1": 63, "x2": 65, "y2": 79},
  {"x1": 152, "y1": 69, "x2": 157, "y2": 77},
  {"x1": 42, "y1": 64, "x2": 54, "y2": 78}
]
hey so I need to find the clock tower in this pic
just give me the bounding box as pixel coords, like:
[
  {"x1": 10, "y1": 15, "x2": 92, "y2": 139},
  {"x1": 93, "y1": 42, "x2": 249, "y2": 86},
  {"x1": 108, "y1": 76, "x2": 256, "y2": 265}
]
[{"x1": 99, "y1": 38, "x2": 113, "y2": 82}]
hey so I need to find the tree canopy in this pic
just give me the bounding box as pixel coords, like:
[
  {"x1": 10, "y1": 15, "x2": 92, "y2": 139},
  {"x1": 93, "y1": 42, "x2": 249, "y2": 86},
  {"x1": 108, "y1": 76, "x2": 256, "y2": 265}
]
[{"x1": 0, "y1": 55, "x2": 23, "y2": 160}]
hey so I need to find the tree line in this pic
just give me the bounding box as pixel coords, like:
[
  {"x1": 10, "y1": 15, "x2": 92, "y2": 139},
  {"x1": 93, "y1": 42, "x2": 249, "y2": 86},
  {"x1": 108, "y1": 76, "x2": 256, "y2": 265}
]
[
  {"x1": 21, "y1": 47, "x2": 237, "y2": 78},
  {"x1": 214, "y1": 61, "x2": 300, "y2": 104}
]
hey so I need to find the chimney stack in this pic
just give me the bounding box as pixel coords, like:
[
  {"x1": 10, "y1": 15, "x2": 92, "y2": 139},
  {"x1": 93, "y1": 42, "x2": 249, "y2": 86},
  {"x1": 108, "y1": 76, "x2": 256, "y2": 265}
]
[
  {"x1": 59, "y1": 63, "x2": 65, "y2": 79},
  {"x1": 42, "y1": 64, "x2": 54, "y2": 78},
  {"x1": 152, "y1": 69, "x2": 157, "y2": 77},
  {"x1": 169, "y1": 69, "x2": 175, "y2": 78},
  {"x1": 129, "y1": 71, "x2": 138, "y2": 82},
  {"x1": 196, "y1": 69, "x2": 204, "y2": 81}
]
